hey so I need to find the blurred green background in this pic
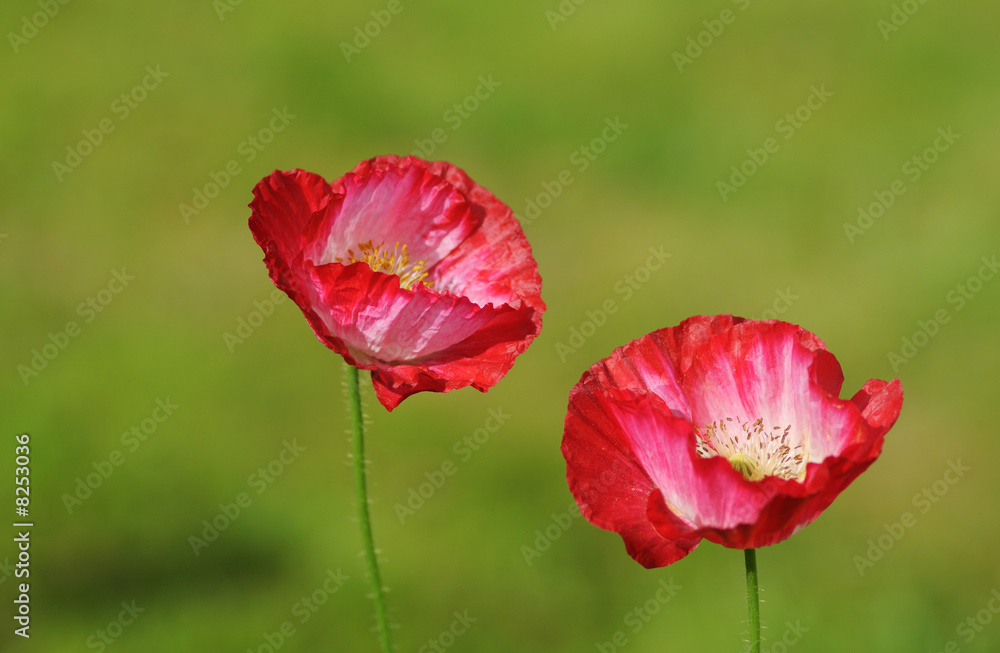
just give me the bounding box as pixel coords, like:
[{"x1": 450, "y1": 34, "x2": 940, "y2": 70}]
[{"x1": 2, "y1": 0, "x2": 998, "y2": 651}]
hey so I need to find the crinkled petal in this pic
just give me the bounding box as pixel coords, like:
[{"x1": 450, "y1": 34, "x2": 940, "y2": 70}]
[
  {"x1": 250, "y1": 169, "x2": 333, "y2": 294},
  {"x1": 563, "y1": 385, "x2": 700, "y2": 568},
  {"x1": 250, "y1": 169, "x2": 332, "y2": 259},
  {"x1": 305, "y1": 261, "x2": 531, "y2": 362},
  {"x1": 622, "y1": 381, "x2": 896, "y2": 548},
  {"x1": 580, "y1": 329, "x2": 692, "y2": 420},
  {"x1": 421, "y1": 160, "x2": 545, "y2": 322},
  {"x1": 302, "y1": 260, "x2": 538, "y2": 410},
  {"x1": 679, "y1": 318, "x2": 861, "y2": 462},
  {"x1": 852, "y1": 378, "x2": 905, "y2": 435},
  {"x1": 736, "y1": 378, "x2": 907, "y2": 547},
  {"x1": 603, "y1": 389, "x2": 775, "y2": 533},
  {"x1": 305, "y1": 156, "x2": 481, "y2": 270}
]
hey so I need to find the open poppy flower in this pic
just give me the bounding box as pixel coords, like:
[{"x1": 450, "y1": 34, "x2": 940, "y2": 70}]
[
  {"x1": 249, "y1": 155, "x2": 544, "y2": 410},
  {"x1": 562, "y1": 315, "x2": 903, "y2": 568}
]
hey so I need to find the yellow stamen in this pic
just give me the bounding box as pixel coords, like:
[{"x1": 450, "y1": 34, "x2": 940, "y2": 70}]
[
  {"x1": 694, "y1": 416, "x2": 805, "y2": 482},
  {"x1": 336, "y1": 240, "x2": 431, "y2": 290}
]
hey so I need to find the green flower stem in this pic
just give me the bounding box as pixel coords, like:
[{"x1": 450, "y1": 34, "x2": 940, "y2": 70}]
[
  {"x1": 347, "y1": 365, "x2": 394, "y2": 653},
  {"x1": 745, "y1": 548, "x2": 760, "y2": 653}
]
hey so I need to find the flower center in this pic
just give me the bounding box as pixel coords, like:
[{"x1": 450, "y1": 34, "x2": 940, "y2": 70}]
[
  {"x1": 337, "y1": 240, "x2": 431, "y2": 290},
  {"x1": 694, "y1": 417, "x2": 805, "y2": 482}
]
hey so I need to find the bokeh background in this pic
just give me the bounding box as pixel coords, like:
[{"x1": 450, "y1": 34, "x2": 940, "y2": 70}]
[{"x1": 2, "y1": 0, "x2": 998, "y2": 651}]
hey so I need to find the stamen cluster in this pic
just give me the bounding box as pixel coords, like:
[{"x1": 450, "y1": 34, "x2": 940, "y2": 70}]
[
  {"x1": 338, "y1": 241, "x2": 431, "y2": 290},
  {"x1": 694, "y1": 417, "x2": 805, "y2": 482}
]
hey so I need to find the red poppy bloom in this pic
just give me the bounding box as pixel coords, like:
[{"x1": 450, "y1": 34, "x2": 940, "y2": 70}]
[
  {"x1": 562, "y1": 315, "x2": 903, "y2": 568},
  {"x1": 249, "y1": 155, "x2": 545, "y2": 410}
]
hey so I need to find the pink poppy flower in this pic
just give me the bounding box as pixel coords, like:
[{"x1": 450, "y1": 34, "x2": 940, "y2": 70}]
[
  {"x1": 249, "y1": 155, "x2": 544, "y2": 410},
  {"x1": 562, "y1": 315, "x2": 903, "y2": 568}
]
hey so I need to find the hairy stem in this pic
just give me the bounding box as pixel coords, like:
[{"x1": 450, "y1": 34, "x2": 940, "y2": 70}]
[
  {"x1": 348, "y1": 366, "x2": 393, "y2": 653},
  {"x1": 745, "y1": 548, "x2": 760, "y2": 653}
]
